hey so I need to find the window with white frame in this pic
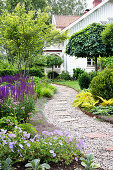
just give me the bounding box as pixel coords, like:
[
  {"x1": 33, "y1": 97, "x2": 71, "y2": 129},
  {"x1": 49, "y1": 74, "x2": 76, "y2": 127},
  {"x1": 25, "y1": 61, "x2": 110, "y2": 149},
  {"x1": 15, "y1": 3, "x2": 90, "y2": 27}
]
[{"x1": 87, "y1": 57, "x2": 95, "y2": 66}]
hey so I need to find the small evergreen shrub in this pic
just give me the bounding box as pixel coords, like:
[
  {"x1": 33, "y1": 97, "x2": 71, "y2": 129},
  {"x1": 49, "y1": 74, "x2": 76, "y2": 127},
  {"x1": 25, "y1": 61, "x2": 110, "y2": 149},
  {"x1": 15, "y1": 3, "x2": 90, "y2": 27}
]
[
  {"x1": 78, "y1": 72, "x2": 90, "y2": 89},
  {"x1": 88, "y1": 71, "x2": 97, "y2": 81},
  {"x1": 73, "y1": 68, "x2": 85, "y2": 80},
  {"x1": 59, "y1": 71, "x2": 71, "y2": 80},
  {"x1": 48, "y1": 71, "x2": 59, "y2": 79},
  {"x1": 89, "y1": 68, "x2": 113, "y2": 100}
]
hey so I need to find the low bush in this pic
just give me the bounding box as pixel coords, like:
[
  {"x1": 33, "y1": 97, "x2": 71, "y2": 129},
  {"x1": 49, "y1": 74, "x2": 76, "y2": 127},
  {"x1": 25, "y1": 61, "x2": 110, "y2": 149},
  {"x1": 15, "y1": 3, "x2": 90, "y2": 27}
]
[
  {"x1": 88, "y1": 71, "x2": 97, "y2": 81},
  {"x1": 0, "y1": 128, "x2": 84, "y2": 166},
  {"x1": 91, "y1": 106, "x2": 113, "y2": 116},
  {"x1": 0, "y1": 68, "x2": 44, "y2": 77},
  {"x1": 90, "y1": 68, "x2": 113, "y2": 100},
  {"x1": 59, "y1": 71, "x2": 71, "y2": 80},
  {"x1": 78, "y1": 72, "x2": 90, "y2": 89},
  {"x1": 73, "y1": 68, "x2": 85, "y2": 80},
  {"x1": 73, "y1": 91, "x2": 99, "y2": 110},
  {"x1": 40, "y1": 87, "x2": 54, "y2": 98},
  {"x1": 48, "y1": 71, "x2": 59, "y2": 79},
  {"x1": 0, "y1": 116, "x2": 18, "y2": 131}
]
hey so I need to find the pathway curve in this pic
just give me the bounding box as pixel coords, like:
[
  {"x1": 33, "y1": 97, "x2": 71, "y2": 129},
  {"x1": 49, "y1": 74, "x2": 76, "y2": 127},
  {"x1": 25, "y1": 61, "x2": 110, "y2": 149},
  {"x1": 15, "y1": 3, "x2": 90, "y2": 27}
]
[{"x1": 43, "y1": 84, "x2": 113, "y2": 170}]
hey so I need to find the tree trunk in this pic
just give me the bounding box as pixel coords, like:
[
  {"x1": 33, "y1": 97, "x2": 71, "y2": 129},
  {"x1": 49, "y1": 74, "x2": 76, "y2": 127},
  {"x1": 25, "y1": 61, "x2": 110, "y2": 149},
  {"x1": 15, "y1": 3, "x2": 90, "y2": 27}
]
[
  {"x1": 52, "y1": 66, "x2": 54, "y2": 79},
  {"x1": 95, "y1": 56, "x2": 98, "y2": 72}
]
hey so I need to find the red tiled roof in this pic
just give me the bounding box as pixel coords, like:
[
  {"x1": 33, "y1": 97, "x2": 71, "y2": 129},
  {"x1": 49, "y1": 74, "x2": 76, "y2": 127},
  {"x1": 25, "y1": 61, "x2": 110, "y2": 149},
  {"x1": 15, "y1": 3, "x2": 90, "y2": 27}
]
[{"x1": 54, "y1": 15, "x2": 80, "y2": 30}]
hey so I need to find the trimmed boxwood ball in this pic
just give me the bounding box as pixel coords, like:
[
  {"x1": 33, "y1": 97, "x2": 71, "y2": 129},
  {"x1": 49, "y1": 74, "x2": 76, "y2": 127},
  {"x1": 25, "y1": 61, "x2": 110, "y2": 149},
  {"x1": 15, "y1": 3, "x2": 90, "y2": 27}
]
[
  {"x1": 89, "y1": 68, "x2": 113, "y2": 100},
  {"x1": 78, "y1": 72, "x2": 90, "y2": 89}
]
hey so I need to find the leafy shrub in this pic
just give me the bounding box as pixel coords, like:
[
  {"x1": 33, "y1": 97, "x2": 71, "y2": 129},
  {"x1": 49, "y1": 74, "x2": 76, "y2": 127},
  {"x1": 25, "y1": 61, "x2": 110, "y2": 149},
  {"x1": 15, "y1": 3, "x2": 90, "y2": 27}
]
[
  {"x1": 88, "y1": 71, "x2": 97, "y2": 81},
  {"x1": 28, "y1": 67, "x2": 44, "y2": 78},
  {"x1": 0, "y1": 116, "x2": 18, "y2": 131},
  {"x1": 40, "y1": 87, "x2": 54, "y2": 98},
  {"x1": 78, "y1": 72, "x2": 90, "y2": 89},
  {"x1": 0, "y1": 69, "x2": 18, "y2": 76},
  {"x1": 48, "y1": 71, "x2": 59, "y2": 79},
  {"x1": 98, "y1": 96, "x2": 113, "y2": 106},
  {"x1": 59, "y1": 71, "x2": 71, "y2": 80},
  {"x1": 0, "y1": 128, "x2": 84, "y2": 166},
  {"x1": 91, "y1": 106, "x2": 113, "y2": 116},
  {"x1": 73, "y1": 91, "x2": 99, "y2": 110},
  {"x1": 47, "y1": 85, "x2": 57, "y2": 93},
  {"x1": 73, "y1": 68, "x2": 85, "y2": 80},
  {"x1": 90, "y1": 68, "x2": 113, "y2": 100},
  {"x1": 0, "y1": 68, "x2": 44, "y2": 77},
  {"x1": 17, "y1": 123, "x2": 37, "y2": 137}
]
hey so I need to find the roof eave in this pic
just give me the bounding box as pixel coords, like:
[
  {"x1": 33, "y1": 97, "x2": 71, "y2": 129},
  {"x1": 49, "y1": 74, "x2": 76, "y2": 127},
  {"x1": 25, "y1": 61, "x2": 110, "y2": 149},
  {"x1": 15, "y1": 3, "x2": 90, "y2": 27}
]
[{"x1": 62, "y1": 0, "x2": 109, "y2": 32}]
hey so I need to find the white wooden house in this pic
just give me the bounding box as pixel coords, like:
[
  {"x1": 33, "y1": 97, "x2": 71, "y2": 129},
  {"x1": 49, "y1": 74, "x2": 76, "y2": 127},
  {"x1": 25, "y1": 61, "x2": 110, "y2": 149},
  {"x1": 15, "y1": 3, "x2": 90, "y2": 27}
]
[{"x1": 44, "y1": 0, "x2": 113, "y2": 76}]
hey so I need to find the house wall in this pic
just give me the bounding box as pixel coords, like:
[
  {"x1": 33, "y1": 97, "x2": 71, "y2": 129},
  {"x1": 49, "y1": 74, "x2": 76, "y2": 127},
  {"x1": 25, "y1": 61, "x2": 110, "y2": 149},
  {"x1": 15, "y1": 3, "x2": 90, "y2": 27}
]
[{"x1": 63, "y1": 0, "x2": 113, "y2": 76}]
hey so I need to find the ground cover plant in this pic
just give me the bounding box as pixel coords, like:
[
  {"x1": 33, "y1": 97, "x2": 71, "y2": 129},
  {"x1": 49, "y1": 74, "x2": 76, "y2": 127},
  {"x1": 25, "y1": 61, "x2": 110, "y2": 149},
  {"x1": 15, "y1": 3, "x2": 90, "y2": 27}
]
[{"x1": 0, "y1": 128, "x2": 85, "y2": 169}]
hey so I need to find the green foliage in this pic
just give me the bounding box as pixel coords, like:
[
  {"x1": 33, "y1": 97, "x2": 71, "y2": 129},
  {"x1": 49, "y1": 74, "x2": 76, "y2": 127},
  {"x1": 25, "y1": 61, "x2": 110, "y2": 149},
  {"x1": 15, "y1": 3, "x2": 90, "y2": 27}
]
[
  {"x1": 47, "y1": 84, "x2": 57, "y2": 93},
  {"x1": 73, "y1": 91, "x2": 99, "y2": 110},
  {"x1": 73, "y1": 68, "x2": 85, "y2": 80},
  {"x1": 0, "y1": 4, "x2": 67, "y2": 74},
  {"x1": 78, "y1": 72, "x2": 90, "y2": 89},
  {"x1": 48, "y1": 71, "x2": 59, "y2": 79},
  {"x1": 91, "y1": 106, "x2": 113, "y2": 116},
  {"x1": 0, "y1": 128, "x2": 84, "y2": 166},
  {"x1": 59, "y1": 71, "x2": 71, "y2": 80},
  {"x1": 98, "y1": 56, "x2": 113, "y2": 69},
  {"x1": 66, "y1": 23, "x2": 112, "y2": 71},
  {"x1": 101, "y1": 23, "x2": 113, "y2": 48},
  {"x1": 98, "y1": 96, "x2": 113, "y2": 106},
  {"x1": 0, "y1": 68, "x2": 44, "y2": 77},
  {"x1": 46, "y1": 55, "x2": 63, "y2": 70},
  {"x1": 17, "y1": 123, "x2": 37, "y2": 137},
  {"x1": 5, "y1": 0, "x2": 47, "y2": 13},
  {"x1": 47, "y1": 0, "x2": 87, "y2": 15},
  {"x1": 80, "y1": 154, "x2": 100, "y2": 170},
  {"x1": 1, "y1": 96, "x2": 35, "y2": 123},
  {"x1": 0, "y1": 116, "x2": 18, "y2": 131},
  {"x1": 89, "y1": 68, "x2": 113, "y2": 100},
  {"x1": 88, "y1": 71, "x2": 97, "y2": 81},
  {"x1": 2, "y1": 158, "x2": 13, "y2": 170},
  {"x1": 40, "y1": 87, "x2": 54, "y2": 98},
  {"x1": 25, "y1": 159, "x2": 50, "y2": 170}
]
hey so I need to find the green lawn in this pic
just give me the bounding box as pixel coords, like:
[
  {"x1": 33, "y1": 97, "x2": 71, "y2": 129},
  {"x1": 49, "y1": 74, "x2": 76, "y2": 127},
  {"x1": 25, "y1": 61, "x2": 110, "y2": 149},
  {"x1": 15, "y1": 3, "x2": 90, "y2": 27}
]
[{"x1": 53, "y1": 80, "x2": 81, "y2": 92}]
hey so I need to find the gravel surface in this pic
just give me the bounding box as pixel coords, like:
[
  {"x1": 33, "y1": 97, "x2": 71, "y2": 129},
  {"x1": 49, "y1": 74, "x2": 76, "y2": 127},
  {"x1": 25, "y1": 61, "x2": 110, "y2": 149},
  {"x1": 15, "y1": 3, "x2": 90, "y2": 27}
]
[{"x1": 43, "y1": 84, "x2": 113, "y2": 170}]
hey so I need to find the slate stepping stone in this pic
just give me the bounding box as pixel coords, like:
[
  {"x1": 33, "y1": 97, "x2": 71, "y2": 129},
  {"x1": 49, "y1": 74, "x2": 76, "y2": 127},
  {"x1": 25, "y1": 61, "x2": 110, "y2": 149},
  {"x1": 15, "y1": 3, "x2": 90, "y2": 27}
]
[
  {"x1": 84, "y1": 132, "x2": 107, "y2": 138},
  {"x1": 59, "y1": 118, "x2": 76, "y2": 122},
  {"x1": 105, "y1": 146, "x2": 113, "y2": 151}
]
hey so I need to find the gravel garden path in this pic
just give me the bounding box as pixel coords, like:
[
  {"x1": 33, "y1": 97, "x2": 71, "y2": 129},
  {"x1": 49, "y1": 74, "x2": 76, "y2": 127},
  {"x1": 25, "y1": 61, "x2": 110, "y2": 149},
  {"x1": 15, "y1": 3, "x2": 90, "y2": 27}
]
[{"x1": 43, "y1": 84, "x2": 113, "y2": 170}]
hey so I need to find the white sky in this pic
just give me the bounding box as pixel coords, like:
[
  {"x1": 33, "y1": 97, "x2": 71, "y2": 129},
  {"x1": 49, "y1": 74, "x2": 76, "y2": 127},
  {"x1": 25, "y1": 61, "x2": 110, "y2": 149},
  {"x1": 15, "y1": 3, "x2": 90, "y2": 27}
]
[{"x1": 86, "y1": 0, "x2": 94, "y2": 8}]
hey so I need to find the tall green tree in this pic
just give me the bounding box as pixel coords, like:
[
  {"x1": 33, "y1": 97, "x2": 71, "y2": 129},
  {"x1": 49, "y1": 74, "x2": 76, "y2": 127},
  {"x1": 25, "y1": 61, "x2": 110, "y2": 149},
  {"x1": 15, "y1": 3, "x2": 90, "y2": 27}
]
[
  {"x1": 47, "y1": 0, "x2": 87, "y2": 15},
  {"x1": 66, "y1": 23, "x2": 112, "y2": 71},
  {"x1": 101, "y1": 23, "x2": 113, "y2": 49},
  {"x1": 5, "y1": 0, "x2": 47, "y2": 12},
  {"x1": 0, "y1": 3, "x2": 67, "y2": 74}
]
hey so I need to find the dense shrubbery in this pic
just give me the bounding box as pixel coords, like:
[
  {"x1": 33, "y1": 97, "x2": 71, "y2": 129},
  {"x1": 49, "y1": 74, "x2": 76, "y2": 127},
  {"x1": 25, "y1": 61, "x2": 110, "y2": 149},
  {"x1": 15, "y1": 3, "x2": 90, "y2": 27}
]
[
  {"x1": 59, "y1": 71, "x2": 71, "y2": 80},
  {"x1": 73, "y1": 68, "x2": 85, "y2": 80},
  {"x1": 48, "y1": 71, "x2": 59, "y2": 79},
  {"x1": 78, "y1": 72, "x2": 91, "y2": 89},
  {"x1": 0, "y1": 68, "x2": 44, "y2": 77},
  {"x1": 31, "y1": 76, "x2": 57, "y2": 98},
  {"x1": 90, "y1": 68, "x2": 113, "y2": 100}
]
